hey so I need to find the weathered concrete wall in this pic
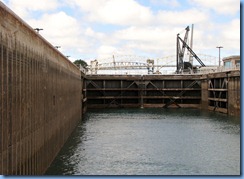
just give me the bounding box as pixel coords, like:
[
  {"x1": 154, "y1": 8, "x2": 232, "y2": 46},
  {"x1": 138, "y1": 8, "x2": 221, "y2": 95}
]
[
  {"x1": 227, "y1": 71, "x2": 240, "y2": 116},
  {"x1": 200, "y1": 75, "x2": 208, "y2": 111},
  {"x1": 203, "y1": 70, "x2": 240, "y2": 116},
  {"x1": 0, "y1": 2, "x2": 81, "y2": 175}
]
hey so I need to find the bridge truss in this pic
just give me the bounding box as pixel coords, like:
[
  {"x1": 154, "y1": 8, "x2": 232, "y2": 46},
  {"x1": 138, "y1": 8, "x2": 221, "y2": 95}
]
[{"x1": 87, "y1": 54, "x2": 218, "y2": 75}]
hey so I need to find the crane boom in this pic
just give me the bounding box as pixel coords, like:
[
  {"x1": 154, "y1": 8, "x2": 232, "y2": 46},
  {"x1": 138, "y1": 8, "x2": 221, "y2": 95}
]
[
  {"x1": 176, "y1": 26, "x2": 205, "y2": 73},
  {"x1": 181, "y1": 26, "x2": 190, "y2": 59},
  {"x1": 178, "y1": 37, "x2": 206, "y2": 67}
]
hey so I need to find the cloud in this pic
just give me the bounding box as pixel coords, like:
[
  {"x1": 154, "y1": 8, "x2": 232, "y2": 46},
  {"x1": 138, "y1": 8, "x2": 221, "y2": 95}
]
[
  {"x1": 156, "y1": 8, "x2": 209, "y2": 26},
  {"x1": 96, "y1": 45, "x2": 136, "y2": 60},
  {"x1": 220, "y1": 19, "x2": 240, "y2": 52},
  {"x1": 27, "y1": 11, "x2": 92, "y2": 57},
  {"x1": 190, "y1": 0, "x2": 240, "y2": 15},
  {"x1": 179, "y1": 19, "x2": 240, "y2": 58},
  {"x1": 112, "y1": 26, "x2": 182, "y2": 57},
  {"x1": 97, "y1": 45, "x2": 118, "y2": 59},
  {"x1": 84, "y1": 27, "x2": 106, "y2": 40},
  {"x1": 221, "y1": 19, "x2": 240, "y2": 41},
  {"x1": 2, "y1": 0, "x2": 240, "y2": 62},
  {"x1": 150, "y1": 0, "x2": 180, "y2": 7},
  {"x1": 7, "y1": 0, "x2": 59, "y2": 18},
  {"x1": 69, "y1": 0, "x2": 153, "y2": 26}
]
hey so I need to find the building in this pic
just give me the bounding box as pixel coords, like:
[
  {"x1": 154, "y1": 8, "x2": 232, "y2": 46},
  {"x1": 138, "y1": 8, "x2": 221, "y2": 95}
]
[{"x1": 223, "y1": 55, "x2": 240, "y2": 70}]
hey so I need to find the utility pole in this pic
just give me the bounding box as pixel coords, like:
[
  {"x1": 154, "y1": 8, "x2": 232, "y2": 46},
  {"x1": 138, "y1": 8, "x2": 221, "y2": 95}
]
[{"x1": 216, "y1": 46, "x2": 223, "y2": 67}]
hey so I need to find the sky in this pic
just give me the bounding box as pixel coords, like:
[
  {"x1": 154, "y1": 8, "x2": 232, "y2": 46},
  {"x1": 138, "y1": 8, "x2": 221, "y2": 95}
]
[{"x1": 0, "y1": 0, "x2": 241, "y2": 65}]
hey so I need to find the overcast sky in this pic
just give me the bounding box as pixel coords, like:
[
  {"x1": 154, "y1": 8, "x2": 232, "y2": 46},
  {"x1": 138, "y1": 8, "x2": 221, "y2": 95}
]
[{"x1": 1, "y1": 0, "x2": 240, "y2": 63}]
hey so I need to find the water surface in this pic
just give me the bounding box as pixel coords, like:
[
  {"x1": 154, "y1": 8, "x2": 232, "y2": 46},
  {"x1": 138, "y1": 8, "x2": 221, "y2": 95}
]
[{"x1": 46, "y1": 108, "x2": 240, "y2": 175}]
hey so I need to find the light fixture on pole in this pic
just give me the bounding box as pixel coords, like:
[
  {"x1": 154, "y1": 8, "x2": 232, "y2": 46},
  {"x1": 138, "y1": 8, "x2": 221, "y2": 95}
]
[
  {"x1": 34, "y1": 28, "x2": 43, "y2": 33},
  {"x1": 216, "y1": 46, "x2": 223, "y2": 67}
]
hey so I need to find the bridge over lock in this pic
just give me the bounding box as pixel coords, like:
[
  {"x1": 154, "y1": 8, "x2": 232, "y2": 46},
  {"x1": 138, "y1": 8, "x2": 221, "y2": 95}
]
[{"x1": 86, "y1": 54, "x2": 219, "y2": 75}]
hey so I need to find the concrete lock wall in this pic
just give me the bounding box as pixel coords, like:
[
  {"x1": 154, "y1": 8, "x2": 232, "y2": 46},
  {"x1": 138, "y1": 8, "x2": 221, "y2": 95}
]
[
  {"x1": 228, "y1": 72, "x2": 240, "y2": 116},
  {"x1": 0, "y1": 3, "x2": 82, "y2": 175},
  {"x1": 201, "y1": 71, "x2": 240, "y2": 116}
]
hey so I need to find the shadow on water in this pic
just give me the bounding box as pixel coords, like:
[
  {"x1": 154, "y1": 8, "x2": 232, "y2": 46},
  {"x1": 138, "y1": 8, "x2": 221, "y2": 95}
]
[{"x1": 45, "y1": 118, "x2": 87, "y2": 175}]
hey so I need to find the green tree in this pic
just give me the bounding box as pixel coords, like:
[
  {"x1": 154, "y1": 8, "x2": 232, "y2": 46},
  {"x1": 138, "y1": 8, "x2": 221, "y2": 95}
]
[{"x1": 73, "y1": 59, "x2": 88, "y2": 69}]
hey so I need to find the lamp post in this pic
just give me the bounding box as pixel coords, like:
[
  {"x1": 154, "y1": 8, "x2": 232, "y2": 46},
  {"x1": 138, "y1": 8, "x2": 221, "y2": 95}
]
[{"x1": 216, "y1": 46, "x2": 223, "y2": 67}]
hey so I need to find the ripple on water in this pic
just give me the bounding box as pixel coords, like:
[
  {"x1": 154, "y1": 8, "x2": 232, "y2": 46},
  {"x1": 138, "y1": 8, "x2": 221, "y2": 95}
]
[{"x1": 45, "y1": 108, "x2": 240, "y2": 175}]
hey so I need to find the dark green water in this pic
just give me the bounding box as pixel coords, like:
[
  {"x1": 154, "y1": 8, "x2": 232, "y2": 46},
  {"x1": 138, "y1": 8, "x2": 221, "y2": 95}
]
[{"x1": 45, "y1": 108, "x2": 240, "y2": 175}]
